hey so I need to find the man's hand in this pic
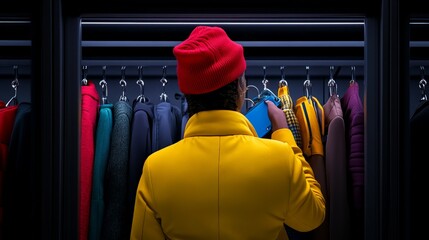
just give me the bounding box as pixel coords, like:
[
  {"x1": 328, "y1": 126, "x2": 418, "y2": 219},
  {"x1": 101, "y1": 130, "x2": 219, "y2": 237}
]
[{"x1": 266, "y1": 100, "x2": 288, "y2": 131}]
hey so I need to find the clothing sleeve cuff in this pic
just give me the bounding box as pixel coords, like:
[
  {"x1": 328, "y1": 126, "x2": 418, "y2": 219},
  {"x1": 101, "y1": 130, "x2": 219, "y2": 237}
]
[{"x1": 271, "y1": 128, "x2": 299, "y2": 148}]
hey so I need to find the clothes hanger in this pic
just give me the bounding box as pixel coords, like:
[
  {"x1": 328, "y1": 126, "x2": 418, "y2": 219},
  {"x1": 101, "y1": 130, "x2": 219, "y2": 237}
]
[
  {"x1": 119, "y1": 66, "x2": 128, "y2": 102},
  {"x1": 99, "y1": 66, "x2": 108, "y2": 104},
  {"x1": 259, "y1": 66, "x2": 278, "y2": 99},
  {"x1": 303, "y1": 66, "x2": 313, "y2": 100},
  {"x1": 328, "y1": 65, "x2": 338, "y2": 97},
  {"x1": 302, "y1": 66, "x2": 324, "y2": 137},
  {"x1": 245, "y1": 66, "x2": 282, "y2": 137},
  {"x1": 136, "y1": 66, "x2": 148, "y2": 103},
  {"x1": 81, "y1": 65, "x2": 88, "y2": 86},
  {"x1": 245, "y1": 84, "x2": 260, "y2": 109},
  {"x1": 246, "y1": 66, "x2": 281, "y2": 109},
  {"x1": 244, "y1": 84, "x2": 261, "y2": 109},
  {"x1": 278, "y1": 66, "x2": 288, "y2": 88},
  {"x1": 419, "y1": 66, "x2": 427, "y2": 102},
  {"x1": 159, "y1": 66, "x2": 168, "y2": 102},
  {"x1": 6, "y1": 65, "x2": 19, "y2": 107},
  {"x1": 350, "y1": 66, "x2": 356, "y2": 85},
  {"x1": 277, "y1": 66, "x2": 303, "y2": 148},
  {"x1": 278, "y1": 66, "x2": 293, "y2": 110}
]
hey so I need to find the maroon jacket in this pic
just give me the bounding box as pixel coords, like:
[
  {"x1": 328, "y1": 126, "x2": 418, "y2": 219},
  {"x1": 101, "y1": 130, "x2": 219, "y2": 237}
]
[{"x1": 324, "y1": 95, "x2": 351, "y2": 240}]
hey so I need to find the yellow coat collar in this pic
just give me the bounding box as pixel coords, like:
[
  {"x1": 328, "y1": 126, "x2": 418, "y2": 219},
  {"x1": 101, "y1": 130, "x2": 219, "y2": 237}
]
[{"x1": 184, "y1": 110, "x2": 258, "y2": 138}]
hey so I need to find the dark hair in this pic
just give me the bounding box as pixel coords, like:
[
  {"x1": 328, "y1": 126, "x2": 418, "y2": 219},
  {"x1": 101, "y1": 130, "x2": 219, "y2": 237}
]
[{"x1": 185, "y1": 78, "x2": 240, "y2": 117}]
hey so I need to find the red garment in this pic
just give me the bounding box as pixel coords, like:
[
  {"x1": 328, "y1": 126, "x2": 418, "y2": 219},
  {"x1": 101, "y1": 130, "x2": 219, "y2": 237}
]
[
  {"x1": 0, "y1": 102, "x2": 18, "y2": 234},
  {"x1": 80, "y1": 81, "x2": 100, "y2": 240}
]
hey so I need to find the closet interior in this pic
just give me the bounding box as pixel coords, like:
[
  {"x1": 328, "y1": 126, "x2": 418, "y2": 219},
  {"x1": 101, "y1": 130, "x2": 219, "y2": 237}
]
[
  {"x1": 80, "y1": 17, "x2": 365, "y2": 110},
  {"x1": 408, "y1": 14, "x2": 429, "y2": 240},
  {"x1": 409, "y1": 17, "x2": 429, "y2": 116},
  {"x1": 77, "y1": 14, "x2": 366, "y2": 240},
  {"x1": 2, "y1": 0, "x2": 421, "y2": 239},
  {"x1": 0, "y1": 16, "x2": 37, "y2": 240},
  {"x1": 0, "y1": 19, "x2": 31, "y2": 105}
]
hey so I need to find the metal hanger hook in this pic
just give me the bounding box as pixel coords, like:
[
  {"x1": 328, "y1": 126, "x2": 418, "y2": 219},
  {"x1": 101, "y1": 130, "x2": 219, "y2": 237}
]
[
  {"x1": 262, "y1": 66, "x2": 268, "y2": 90},
  {"x1": 118, "y1": 66, "x2": 128, "y2": 102},
  {"x1": 6, "y1": 65, "x2": 19, "y2": 107},
  {"x1": 306, "y1": 66, "x2": 310, "y2": 81},
  {"x1": 11, "y1": 65, "x2": 19, "y2": 90},
  {"x1": 303, "y1": 79, "x2": 312, "y2": 99},
  {"x1": 98, "y1": 66, "x2": 108, "y2": 104},
  {"x1": 246, "y1": 84, "x2": 260, "y2": 98},
  {"x1": 159, "y1": 66, "x2": 168, "y2": 101},
  {"x1": 329, "y1": 66, "x2": 334, "y2": 80},
  {"x1": 350, "y1": 66, "x2": 356, "y2": 84},
  {"x1": 279, "y1": 66, "x2": 288, "y2": 87},
  {"x1": 81, "y1": 65, "x2": 88, "y2": 85},
  {"x1": 121, "y1": 66, "x2": 126, "y2": 81},
  {"x1": 280, "y1": 66, "x2": 285, "y2": 80},
  {"x1": 160, "y1": 65, "x2": 168, "y2": 86},
  {"x1": 137, "y1": 66, "x2": 144, "y2": 93},
  {"x1": 419, "y1": 77, "x2": 427, "y2": 100},
  {"x1": 136, "y1": 66, "x2": 146, "y2": 102}
]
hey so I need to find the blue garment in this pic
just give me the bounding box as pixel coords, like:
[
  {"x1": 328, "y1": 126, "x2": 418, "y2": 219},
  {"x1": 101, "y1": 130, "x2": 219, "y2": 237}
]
[
  {"x1": 89, "y1": 103, "x2": 113, "y2": 240},
  {"x1": 152, "y1": 101, "x2": 182, "y2": 153},
  {"x1": 180, "y1": 97, "x2": 189, "y2": 139},
  {"x1": 175, "y1": 92, "x2": 188, "y2": 139},
  {"x1": 181, "y1": 112, "x2": 189, "y2": 139},
  {"x1": 128, "y1": 100, "x2": 154, "y2": 224}
]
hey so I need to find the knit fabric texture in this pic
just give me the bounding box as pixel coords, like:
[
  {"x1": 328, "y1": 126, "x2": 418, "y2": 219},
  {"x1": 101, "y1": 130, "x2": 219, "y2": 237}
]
[
  {"x1": 173, "y1": 26, "x2": 246, "y2": 94},
  {"x1": 278, "y1": 85, "x2": 302, "y2": 149}
]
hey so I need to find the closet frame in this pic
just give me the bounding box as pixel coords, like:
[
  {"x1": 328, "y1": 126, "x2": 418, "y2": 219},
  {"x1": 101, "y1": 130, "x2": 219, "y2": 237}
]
[{"x1": 7, "y1": 0, "x2": 414, "y2": 239}]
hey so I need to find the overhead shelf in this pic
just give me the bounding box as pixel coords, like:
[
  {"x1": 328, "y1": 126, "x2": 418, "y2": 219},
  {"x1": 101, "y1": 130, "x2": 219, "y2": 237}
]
[
  {"x1": 0, "y1": 40, "x2": 31, "y2": 46},
  {"x1": 81, "y1": 40, "x2": 365, "y2": 48}
]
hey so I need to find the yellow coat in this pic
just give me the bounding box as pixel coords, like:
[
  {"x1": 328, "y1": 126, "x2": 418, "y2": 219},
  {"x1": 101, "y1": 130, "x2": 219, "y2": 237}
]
[{"x1": 131, "y1": 110, "x2": 325, "y2": 240}]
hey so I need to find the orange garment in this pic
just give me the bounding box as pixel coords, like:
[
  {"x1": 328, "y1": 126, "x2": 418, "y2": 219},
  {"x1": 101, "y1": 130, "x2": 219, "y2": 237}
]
[
  {"x1": 294, "y1": 95, "x2": 328, "y2": 240},
  {"x1": 294, "y1": 96, "x2": 325, "y2": 157}
]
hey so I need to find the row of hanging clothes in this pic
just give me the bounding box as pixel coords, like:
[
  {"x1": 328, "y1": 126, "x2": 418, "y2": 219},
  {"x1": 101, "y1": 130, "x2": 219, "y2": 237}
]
[
  {"x1": 0, "y1": 65, "x2": 35, "y2": 240},
  {"x1": 79, "y1": 65, "x2": 185, "y2": 240},
  {"x1": 79, "y1": 64, "x2": 364, "y2": 240},
  {"x1": 239, "y1": 65, "x2": 365, "y2": 240}
]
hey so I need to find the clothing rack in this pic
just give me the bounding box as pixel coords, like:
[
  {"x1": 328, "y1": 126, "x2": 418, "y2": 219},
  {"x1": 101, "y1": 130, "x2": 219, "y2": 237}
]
[
  {"x1": 80, "y1": 64, "x2": 364, "y2": 108},
  {"x1": 80, "y1": 62, "x2": 365, "y2": 80},
  {"x1": 2, "y1": 1, "x2": 421, "y2": 239}
]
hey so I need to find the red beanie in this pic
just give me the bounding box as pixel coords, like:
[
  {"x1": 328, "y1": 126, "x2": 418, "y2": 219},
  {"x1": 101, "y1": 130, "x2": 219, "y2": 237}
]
[{"x1": 173, "y1": 26, "x2": 246, "y2": 94}]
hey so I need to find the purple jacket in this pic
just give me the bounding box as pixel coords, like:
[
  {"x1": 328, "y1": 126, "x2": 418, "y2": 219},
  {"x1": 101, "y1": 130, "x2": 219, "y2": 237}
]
[{"x1": 341, "y1": 81, "x2": 364, "y2": 239}]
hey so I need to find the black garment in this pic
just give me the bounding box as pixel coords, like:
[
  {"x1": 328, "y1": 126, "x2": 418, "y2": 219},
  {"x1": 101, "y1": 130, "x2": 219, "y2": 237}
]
[
  {"x1": 2, "y1": 103, "x2": 39, "y2": 240},
  {"x1": 409, "y1": 100, "x2": 429, "y2": 240},
  {"x1": 102, "y1": 100, "x2": 133, "y2": 240},
  {"x1": 175, "y1": 93, "x2": 189, "y2": 139},
  {"x1": 128, "y1": 100, "x2": 154, "y2": 226}
]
